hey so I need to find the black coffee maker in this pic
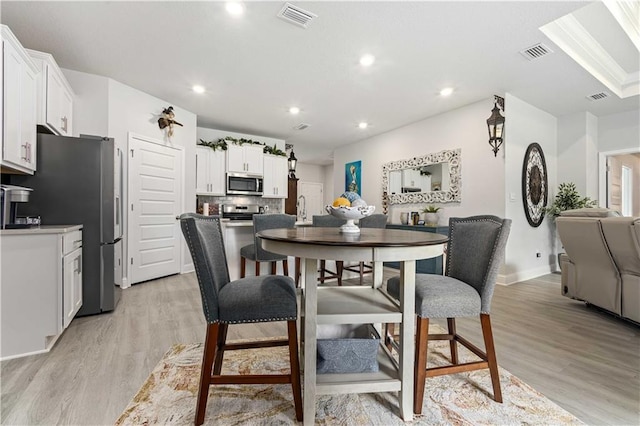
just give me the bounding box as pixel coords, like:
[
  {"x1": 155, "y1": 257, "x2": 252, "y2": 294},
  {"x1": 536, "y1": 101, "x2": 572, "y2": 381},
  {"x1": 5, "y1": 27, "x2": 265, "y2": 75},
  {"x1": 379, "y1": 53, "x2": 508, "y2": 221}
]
[{"x1": 1, "y1": 184, "x2": 33, "y2": 229}]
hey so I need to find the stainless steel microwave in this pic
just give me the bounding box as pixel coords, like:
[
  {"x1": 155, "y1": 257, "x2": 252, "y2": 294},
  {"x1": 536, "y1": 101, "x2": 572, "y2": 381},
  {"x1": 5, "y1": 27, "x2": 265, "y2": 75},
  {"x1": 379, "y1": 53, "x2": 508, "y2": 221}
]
[{"x1": 226, "y1": 173, "x2": 263, "y2": 195}]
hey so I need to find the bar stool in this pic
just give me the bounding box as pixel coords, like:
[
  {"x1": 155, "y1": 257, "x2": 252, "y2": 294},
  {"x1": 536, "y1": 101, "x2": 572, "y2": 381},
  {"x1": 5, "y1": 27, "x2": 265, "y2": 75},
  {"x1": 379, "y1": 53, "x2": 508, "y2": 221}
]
[{"x1": 240, "y1": 214, "x2": 296, "y2": 278}]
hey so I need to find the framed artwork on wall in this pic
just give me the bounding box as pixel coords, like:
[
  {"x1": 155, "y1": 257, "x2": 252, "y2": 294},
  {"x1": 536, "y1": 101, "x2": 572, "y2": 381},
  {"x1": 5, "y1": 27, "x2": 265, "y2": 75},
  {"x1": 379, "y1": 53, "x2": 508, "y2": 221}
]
[
  {"x1": 522, "y1": 142, "x2": 548, "y2": 227},
  {"x1": 345, "y1": 160, "x2": 362, "y2": 195}
]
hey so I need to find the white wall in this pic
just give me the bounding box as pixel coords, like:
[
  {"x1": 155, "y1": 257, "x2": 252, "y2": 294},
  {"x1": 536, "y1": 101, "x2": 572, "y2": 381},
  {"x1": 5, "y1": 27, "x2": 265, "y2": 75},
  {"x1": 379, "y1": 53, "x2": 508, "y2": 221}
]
[
  {"x1": 504, "y1": 93, "x2": 558, "y2": 284},
  {"x1": 557, "y1": 112, "x2": 597, "y2": 198},
  {"x1": 598, "y1": 109, "x2": 640, "y2": 152},
  {"x1": 332, "y1": 99, "x2": 505, "y2": 226},
  {"x1": 63, "y1": 70, "x2": 197, "y2": 285},
  {"x1": 323, "y1": 164, "x2": 334, "y2": 207},
  {"x1": 296, "y1": 162, "x2": 325, "y2": 184}
]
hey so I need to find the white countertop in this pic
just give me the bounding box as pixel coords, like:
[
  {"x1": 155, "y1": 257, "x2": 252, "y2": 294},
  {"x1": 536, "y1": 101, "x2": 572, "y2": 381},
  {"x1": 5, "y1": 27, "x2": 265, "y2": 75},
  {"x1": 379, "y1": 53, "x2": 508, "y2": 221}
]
[{"x1": 0, "y1": 224, "x2": 82, "y2": 235}]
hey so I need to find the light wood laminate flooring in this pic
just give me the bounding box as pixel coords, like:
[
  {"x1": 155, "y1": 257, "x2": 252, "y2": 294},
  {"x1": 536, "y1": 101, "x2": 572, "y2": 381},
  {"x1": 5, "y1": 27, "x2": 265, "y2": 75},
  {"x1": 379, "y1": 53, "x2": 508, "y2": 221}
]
[{"x1": 1, "y1": 272, "x2": 638, "y2": 425}]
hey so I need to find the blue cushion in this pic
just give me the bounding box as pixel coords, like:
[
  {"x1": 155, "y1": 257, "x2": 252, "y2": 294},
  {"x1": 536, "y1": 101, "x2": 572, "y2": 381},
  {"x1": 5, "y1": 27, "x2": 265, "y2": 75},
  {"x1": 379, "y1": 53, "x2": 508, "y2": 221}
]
[
  {"x1": 218, "y1": 275, "x2": 297, "y2": 323},
  {"x1": 387, "y1": 274, "x2": 481, "y2": 318}
]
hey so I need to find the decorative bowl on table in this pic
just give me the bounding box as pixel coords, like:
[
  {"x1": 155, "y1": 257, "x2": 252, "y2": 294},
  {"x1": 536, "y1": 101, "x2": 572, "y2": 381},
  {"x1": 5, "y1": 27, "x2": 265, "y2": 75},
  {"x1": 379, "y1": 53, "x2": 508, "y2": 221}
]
[{"x1": 325, "y1": 204, "x2": 375, "y2": 233}]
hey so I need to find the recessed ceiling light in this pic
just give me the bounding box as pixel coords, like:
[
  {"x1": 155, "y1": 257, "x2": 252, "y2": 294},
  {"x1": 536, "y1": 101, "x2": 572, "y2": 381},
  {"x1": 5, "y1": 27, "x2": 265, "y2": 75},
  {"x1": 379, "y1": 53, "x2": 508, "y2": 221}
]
[
  {"x1": 440, "y1": 87, "x2": 454, "y2": 96},
  {"x1": 192, "y1": 85, "x2": 205, "y2": 94},
  {"x1": 289, "y1": 106, "x2": 300, "y2": 115},
  {"x1": 358, "y1": 122, "x2": 368, "y2": 129},
  {"x1": 359, "y1": 54, "x2": 375, "y2": 67},
  {"x1": 226, "y1": 1, "x2": 245, "y2": 16}
]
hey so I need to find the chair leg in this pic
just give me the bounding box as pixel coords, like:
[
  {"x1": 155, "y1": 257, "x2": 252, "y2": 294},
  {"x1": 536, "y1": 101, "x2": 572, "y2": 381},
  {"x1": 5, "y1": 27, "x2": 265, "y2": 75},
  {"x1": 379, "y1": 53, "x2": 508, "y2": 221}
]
[
  {"x1": 240, "y1": 257, "x2": 246, "y2": 278},
  {"x1": 287, "y1": 320, "x2": 303, "y2": 421},
  {"x1": 196, "y1": 323, "x2": 219, "y2": 425},
  {"x1": 213, "y1": 324, "x2": 228, "y2": 375},
  {"x1": 283, "y1": 259, "x2": 289, "y2": 277},
  {"x1": 336, "y1": 261, "x2": 343, "y2": 286},
  {"x1": 294, "y1": 257, "x2": 301, "y2": 287},
  {"x1": 319, "y1": 260, "x2": 326, "y2": 283},
  {"x1": 255, "y1": 261, "x2": 260, "y2": 276},
  {"x1": 271, "y1": 262, "x2": 277, "y2": 275},
  {"x1": 414, "y1": 317, "x2": 429, "y2": 415},
  {"x1": 480, "y1": 313, "x2": 502, "y2": 403},
  {"x1": 447, "y1": 318, "x2": 459, "y2": 365}
]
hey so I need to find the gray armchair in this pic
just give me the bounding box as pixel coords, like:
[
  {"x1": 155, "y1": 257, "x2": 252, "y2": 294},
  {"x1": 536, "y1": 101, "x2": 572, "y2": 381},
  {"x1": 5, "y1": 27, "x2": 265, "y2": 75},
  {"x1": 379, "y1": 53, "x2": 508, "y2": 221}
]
[
  {"x1": 180, "y1": 213, "x2": 302, "y2": 424},
  {"x1": 387, "y1": 215, "x2": 511, "y2": 413}
]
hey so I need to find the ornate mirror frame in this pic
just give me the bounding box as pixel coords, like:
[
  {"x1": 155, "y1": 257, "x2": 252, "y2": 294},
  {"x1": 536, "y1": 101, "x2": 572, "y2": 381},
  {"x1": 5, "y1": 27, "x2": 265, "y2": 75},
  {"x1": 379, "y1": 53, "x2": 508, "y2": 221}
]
[
  {"x1": 521, "y1": 142, "x2": 548, "y2": 227},
  {"x1": 382, "y1": 148, "x2": 461, "y2": 204}
]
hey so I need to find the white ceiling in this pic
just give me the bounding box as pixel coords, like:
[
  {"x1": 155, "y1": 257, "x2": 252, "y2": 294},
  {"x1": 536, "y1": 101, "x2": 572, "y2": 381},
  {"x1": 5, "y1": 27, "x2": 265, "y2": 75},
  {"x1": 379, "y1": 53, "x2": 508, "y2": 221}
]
[{"x1": 2, "y1": 1, "x2": 638, "y2": 165}]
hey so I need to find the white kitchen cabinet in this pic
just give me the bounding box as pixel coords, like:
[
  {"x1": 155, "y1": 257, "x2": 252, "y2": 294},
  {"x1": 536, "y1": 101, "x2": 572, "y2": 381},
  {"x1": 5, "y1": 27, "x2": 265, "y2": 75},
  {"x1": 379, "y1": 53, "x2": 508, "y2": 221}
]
[
  {"x1": 1, "y1": 25, "x2": 38, "y2": 174},
  {"x1": 226, "y1": 143, "x2": 264, "y2": 175},
  {"x1": 27, "y1": 49, "x2": 74, "y2": 137},
  {"x1": 0, "y1": 225, "x2": 83, "y2": 360},
  {"x1": 196, "y1": 146, "x2": 225, "y2": 195},
  {"x1": 262, "y1": 154, "x2": 288, "y2": 198}
]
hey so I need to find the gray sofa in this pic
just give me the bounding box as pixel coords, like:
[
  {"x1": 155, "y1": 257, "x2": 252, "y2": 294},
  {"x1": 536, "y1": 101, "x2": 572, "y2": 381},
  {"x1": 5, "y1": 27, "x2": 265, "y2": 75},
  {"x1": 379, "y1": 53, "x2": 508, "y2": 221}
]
[{"x1": 557, "y1": 208, "x2": 640, "y2": 323}]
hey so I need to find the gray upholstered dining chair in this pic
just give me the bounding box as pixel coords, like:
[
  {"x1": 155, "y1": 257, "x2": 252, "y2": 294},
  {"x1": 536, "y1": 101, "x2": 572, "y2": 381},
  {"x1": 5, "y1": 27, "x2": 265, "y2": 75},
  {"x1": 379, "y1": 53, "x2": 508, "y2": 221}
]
[
  {"x1": 180, "y1": 213, "x2": 302, "y2": 425},
  {"x1": 312, "y1": 214, "x2": 346, "y2": 285},
  {"x1": 343, "y1": 214, "x2": 388, "y2": 285},
  {"x1": 240, "y1": 213, "x2": 296, "y2": 278},
  {"x1": 386, "y1": 215, "x2": 511, "y2": 414}
]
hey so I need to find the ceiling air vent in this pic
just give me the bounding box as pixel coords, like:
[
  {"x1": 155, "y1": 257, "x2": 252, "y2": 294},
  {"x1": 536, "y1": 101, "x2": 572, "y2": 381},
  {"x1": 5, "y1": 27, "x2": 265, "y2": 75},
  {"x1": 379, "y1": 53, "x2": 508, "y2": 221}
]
[
  {"x1": 519, "y1": 43, "x2": 553, "y2": 61},
  {"x1": 293, "y1": 123, "x2": 310, "y2": 130},
  {"x1": 586, "y1": 91, "x2": 610, "y2": 101},
  {"x1": 277, "y1": 3, "x2": 317, "y2": 28}
]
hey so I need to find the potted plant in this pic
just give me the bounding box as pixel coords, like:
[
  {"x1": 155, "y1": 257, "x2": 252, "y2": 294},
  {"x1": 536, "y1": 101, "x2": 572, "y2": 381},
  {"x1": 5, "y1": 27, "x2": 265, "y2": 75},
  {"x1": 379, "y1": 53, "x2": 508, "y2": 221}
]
[
  {"x1": 545, "y1": 182, "x2": 596, "y2": 220},
  {"x1": 422, "y1": 205, "x2": 441, "y2": 226}
]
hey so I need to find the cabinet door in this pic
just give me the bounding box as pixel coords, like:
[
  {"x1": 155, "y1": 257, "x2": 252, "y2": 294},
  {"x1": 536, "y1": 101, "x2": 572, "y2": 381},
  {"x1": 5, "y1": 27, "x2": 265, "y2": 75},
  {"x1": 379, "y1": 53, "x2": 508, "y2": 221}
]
[
  {"x1": 195, "y1": 146, "x2": 210, "y2": 194},
  {"x1": 63, "y1": 247, "x2": 82, "y2": 329},
  {"x1": 262, "y1": 155, "x2": 276, "y2": 197},
  {"x1": 209, "y1": 149, "x2": 226, "y2": 195},
  {"x1": 275, "y1": 155, "x2": 288, "y2": 198},
  {"x1": 45, "y1": 64, "x2": 63, "y2": 134},
  {"x1": 3, "y1": 39, "x2": 24, "y2": 166},
  {"x1": 244, "y1": 145, "x2": 264, "y2": 175},
  {"x1": 59, "y1": 82, "x2": 73, "y2": 136},
  {"x1": 20, "y1": 64, "x2": 36, "y2": 171},
  {"x1": 226, "y1": 144, "x2": 245, "y2": 173}
]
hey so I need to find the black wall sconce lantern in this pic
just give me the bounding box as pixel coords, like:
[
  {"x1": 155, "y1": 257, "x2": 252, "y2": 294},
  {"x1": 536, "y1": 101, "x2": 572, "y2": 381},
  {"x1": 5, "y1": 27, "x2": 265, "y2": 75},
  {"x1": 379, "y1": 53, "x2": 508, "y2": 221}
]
[
  {"x1": 486, "y1": 95, "x2": 505, "y2": 157},
  {"x1": 287, "y1": 144, "x2": 297, "y2": 179}
]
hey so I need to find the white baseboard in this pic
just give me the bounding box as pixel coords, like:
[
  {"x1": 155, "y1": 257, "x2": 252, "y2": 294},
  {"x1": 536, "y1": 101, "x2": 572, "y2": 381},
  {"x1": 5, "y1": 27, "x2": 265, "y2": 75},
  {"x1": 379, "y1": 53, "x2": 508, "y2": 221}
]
[{"x1": 498, "y1": 264, "x2": 556, "y2": 286}]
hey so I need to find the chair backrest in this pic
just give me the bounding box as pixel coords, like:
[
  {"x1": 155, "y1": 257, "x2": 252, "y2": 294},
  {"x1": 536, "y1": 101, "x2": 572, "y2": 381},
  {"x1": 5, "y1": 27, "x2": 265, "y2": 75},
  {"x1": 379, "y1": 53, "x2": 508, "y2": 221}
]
[
  {"x1": 312, "y1": 214, "x2": 345, "y2": 227},
  {"x1": 180, "y1": 213, "x2": 230, "y2": 323},
  {"x1": 253, "y1": 213, "x2": 296, "y2": 259},
  {"x1": 446, "y1": 215, "x2": 511, "y2": 313},
  {"x1": 359, "y1": 214, "x2": 388, "y2": 229}
]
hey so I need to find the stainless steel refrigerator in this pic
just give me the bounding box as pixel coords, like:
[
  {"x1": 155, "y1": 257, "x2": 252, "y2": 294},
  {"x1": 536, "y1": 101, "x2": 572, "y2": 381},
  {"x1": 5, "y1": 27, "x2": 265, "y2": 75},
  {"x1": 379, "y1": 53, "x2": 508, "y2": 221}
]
[{"x1": 12, "y1": 133, "x2": 123, "y2": 316}]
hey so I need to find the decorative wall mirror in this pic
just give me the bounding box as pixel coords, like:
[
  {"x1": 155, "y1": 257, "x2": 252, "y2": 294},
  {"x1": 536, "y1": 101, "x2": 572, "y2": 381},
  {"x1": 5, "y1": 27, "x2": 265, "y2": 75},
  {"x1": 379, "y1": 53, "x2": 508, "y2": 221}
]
[{"x1": 382, "y1": 148, "x2": 461, "y2": 204}]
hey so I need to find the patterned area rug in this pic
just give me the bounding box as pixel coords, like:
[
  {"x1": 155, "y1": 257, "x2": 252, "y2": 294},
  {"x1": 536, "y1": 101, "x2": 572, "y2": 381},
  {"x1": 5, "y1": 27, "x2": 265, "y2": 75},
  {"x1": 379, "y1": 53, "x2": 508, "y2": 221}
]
[{"x1": 116, "y1": 329, "x2": 583, "y2": 425}]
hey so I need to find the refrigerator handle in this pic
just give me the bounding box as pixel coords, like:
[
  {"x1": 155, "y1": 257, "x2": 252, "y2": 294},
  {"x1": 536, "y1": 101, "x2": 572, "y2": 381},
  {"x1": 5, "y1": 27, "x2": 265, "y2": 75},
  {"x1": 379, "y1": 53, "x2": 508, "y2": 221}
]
[{"x1": 117, "y1": 148, "x2": 124, "y2": 240}]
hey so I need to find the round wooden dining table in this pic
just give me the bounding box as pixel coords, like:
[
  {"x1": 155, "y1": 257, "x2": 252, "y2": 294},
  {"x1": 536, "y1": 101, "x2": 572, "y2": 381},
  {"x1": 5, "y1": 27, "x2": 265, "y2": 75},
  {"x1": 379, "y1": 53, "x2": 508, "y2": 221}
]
[{"x1": 258, "y1": 227, "x2": 448, "y2": 425}]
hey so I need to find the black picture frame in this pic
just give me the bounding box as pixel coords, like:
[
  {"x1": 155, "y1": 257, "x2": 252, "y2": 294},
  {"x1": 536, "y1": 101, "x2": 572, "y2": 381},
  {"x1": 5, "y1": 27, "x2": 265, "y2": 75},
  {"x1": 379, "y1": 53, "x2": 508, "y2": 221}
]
[{"x1": 521, "y1": 142, "x2": 548, "y2": 227}]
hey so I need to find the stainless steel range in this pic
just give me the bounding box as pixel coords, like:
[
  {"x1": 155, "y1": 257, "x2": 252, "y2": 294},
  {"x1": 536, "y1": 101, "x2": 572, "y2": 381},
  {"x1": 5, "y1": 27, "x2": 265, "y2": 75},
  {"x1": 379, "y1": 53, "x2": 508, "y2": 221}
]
[{"x1": 221, "y1": 204, "x2": 260, "y2": 220}]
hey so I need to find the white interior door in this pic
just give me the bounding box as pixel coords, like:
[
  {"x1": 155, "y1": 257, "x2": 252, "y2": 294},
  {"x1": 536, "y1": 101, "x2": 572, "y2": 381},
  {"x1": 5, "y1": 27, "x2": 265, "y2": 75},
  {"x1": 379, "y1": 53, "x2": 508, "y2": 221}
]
[
  {"x1": 607, "y1": 156, "x2": 622, "y2": 213},
  {"x1": 298, "y1": 181, "x2": 324, "y2": 221},
  {"x1": 128, "y1": 134, "x2": 183, "y2": 284}
]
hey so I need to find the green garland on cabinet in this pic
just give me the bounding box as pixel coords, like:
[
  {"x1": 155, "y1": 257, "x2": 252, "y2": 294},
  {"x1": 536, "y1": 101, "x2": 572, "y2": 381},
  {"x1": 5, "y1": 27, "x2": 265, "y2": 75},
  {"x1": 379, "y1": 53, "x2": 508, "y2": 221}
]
[{"x1": 198, "y1": 137, "x2": 286, "y2": 156}]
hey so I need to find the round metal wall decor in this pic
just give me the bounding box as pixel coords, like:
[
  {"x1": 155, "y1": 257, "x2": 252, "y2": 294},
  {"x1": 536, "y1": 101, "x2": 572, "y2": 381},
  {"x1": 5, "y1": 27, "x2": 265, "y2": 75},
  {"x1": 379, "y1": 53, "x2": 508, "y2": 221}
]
[{"x1": 522, "y1": 143, "x2": 548, "y2": 227}]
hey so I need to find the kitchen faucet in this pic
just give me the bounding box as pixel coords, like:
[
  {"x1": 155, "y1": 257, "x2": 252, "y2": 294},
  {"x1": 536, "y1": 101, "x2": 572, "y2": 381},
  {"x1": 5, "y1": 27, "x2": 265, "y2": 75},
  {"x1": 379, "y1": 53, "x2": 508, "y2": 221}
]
[{"x1": 297, "y1": 195, "x2": 307, "y2": 222}]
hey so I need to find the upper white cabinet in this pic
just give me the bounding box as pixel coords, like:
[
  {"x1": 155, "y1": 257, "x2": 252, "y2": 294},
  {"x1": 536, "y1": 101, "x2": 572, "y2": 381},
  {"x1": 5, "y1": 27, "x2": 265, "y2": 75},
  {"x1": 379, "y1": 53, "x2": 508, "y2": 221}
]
[
  {"x1": 27, "y1": 49, "x2": 74, "y2": 137},
  {"x1": 1, "y1": 25, "x2": 38, "y2": 174},
  {"x1": 226, "y1": 143, "x2": 264, "y2": 175},
  {"x1": 263, "y1": 154, "x2": 288, "y2": 198},
  {"x1": 196, "y1": 146, "x2": 225, "y2": 195}
]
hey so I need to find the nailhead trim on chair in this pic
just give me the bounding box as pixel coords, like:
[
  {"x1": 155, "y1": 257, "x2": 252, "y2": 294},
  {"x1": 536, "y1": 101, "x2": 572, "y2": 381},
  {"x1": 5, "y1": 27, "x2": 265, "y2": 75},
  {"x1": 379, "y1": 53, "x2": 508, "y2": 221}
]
[{"x1": 182, "y1": 215, "x2": 216, "y2": 321}]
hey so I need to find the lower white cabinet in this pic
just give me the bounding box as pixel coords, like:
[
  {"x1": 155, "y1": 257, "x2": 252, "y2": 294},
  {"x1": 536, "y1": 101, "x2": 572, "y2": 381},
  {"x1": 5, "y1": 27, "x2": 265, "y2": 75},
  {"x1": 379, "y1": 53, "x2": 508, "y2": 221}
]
[{"x1": 0, "y1": 225, "x2": 83, "y2": 360}]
